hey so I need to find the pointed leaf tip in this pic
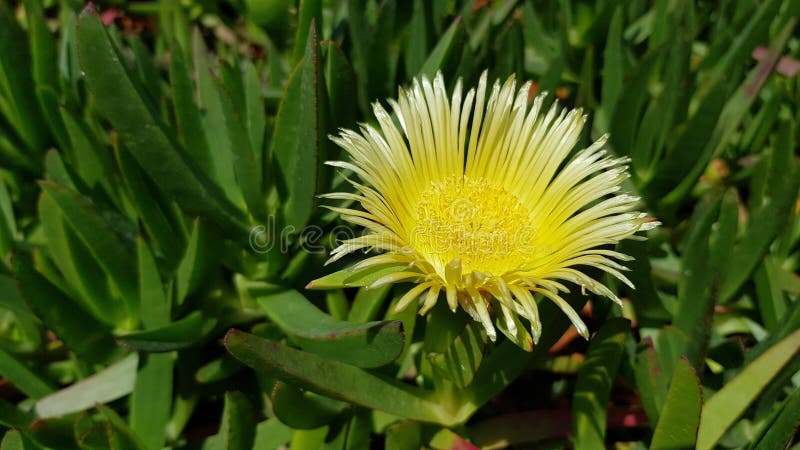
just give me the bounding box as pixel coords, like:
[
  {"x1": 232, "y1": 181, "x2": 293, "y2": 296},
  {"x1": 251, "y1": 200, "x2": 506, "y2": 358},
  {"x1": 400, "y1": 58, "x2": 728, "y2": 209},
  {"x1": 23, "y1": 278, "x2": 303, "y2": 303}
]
[
  {"x1": 81, "y1": 2, "x2": 98, "y2": 16},
  {"x1": 224, "y1": 328, "x2": 241, "y2": 349}
]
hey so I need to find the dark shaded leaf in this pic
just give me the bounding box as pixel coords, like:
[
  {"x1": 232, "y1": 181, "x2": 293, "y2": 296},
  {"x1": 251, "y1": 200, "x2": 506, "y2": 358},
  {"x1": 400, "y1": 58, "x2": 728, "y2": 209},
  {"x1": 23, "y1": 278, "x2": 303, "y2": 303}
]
[
  {"x1": 13, "y1": 251, "x2": 117, "y2": 364},
  {"x1": 270, "y1": 381, "x2": 348, "y2": 429},
  {"x1": 572, "y1": 318, "x2": 629, "y2": 450}
]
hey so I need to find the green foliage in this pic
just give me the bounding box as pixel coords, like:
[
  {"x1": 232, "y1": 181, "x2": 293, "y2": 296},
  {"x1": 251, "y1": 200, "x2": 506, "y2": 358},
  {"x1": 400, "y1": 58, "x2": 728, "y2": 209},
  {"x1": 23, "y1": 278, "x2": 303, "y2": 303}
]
[
  {"x1": 572, "y1": 319, "x2": 628, "y2": 450},
  {"x1": 0, "y1": 0, "x2": 798, "y2": 448},
  {"x1": 650, "y1": 357, "x2": 703, "y2": 450}
]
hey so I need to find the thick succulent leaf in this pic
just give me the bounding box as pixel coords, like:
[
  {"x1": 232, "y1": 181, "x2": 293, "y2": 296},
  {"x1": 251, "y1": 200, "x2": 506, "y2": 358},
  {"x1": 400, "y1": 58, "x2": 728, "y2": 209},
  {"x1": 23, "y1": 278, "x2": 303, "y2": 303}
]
[
  {"x1": 203, "y1": 392, "x2": 255, "y2": 450},
  {"x1": 0, "y1": 178, "x2": 17, "y2": 264},
  {"x1": 428, "y1": 323, "x2": 487, "y2": 389},
  {"x1": 721, "y1": 119, "x2": 799, "y2": 301},
  {"x1": 196, "y1": 356, "x2": 244, "y2": 384},
  {"x1": 404, "y1": 0, "x2": 429, "y2": 78},
  {"x1": 596, "y1": 6, "x2": 623, "y2": 131},
  {"x1": 0, "y1": 348, "x2": 53, "y2": 399},
  {"x1": 288, "y1": 427, "x2": 328, "y2": 450},
  {"x1": 572, "y1": 318, "x2": 629, "y2": 450},
  {"x1": 253, "y1": 286, "x2": 405, "y2": 368},
  {"x1": 662, "y1": 17, "x2": 796, "y2": 207},
  {"x1": 136, "y1": 238, "x2": 170, "y2": 329},
  {"x1": 753, "y1": 255, "x2": 788, "y2": 332},
  {"x1": 34, "y1": 354, "x2": 138, "y2": 419},
  {"x1": 22, "y1": 0, "x2": 69, "y2": 152},
  {"x1": 242, "y1": 62, "x2": 267, "y2": 173},
  {"x1": 130, "y1": 353, "x2": 172, "y2": 450},
  {"x1": 746, "y1": 301, "x2": 800, "y2": 365},
  {"x1": 672, "y1": 191, "x2": 737, "y2": 369},
  {"x1": 325, "y1": 290, "x2": 349, "y2": 320},
  {"x1": 75, "y1": 406, "x2": 147, "y2": 450},
  {"x1": 347, "y1": 0, "x2": 398, "y2": 111},
  {"x1": 306, "y1": 264, "x2": 408, "y2": 290},
  {"x1": 385, "y1": 289, "x2": 419, "y2": 377},
  {"x1": 747, "y1": 386, "x2": 800, "y2": 450},
  {"x1": 633, "y1": 338, "x2": 668, "y2": 425},
  {"x1": 13, "y1": 251, "x2": 117, "y2": 364},
  {"x1": 38, "y1": 190, "x2": 127, "y2": 326},
  {"x1": 224, "y1": 329, "x2": 453, "y2": 424},
  {"x1": 1, "y1": 430, "x2": 33, "y2": 450},
  {"x1": 697, "y1": 328, "x2": 800, "y2": 450},
  {"x1": 175, "y1": 218, "x2": 219, "y2": 305},
  {"x1": 650, "y1": 357, "x2": 703, "y2": 450},
  {"x1": 348, "y1": 285, "x2": 392, "y2": 322},
  {"x1": 0, "y1": 274, "x2": 40, "y2": 349},
  {"x1": 115, "y1": 147, "x2": 186, "y2": 273},
  {"x1": 385, "y1": 420, "x2": 422, "y2": 450},
  {"x1": 418, "y1": 17, "x2": 463, "y2": 78},
  {"x1": 2, "y1": 402, "x2": 40, "y2": 428},
  {"x1": 291, "y1": 0, "x2": 322, "y2": 65},
  {"x1": 168, "y1": 45, "x2": 213, "y2": 177},
  {"x1": 39, "y1": 181, "x2": 139, "y2": 326},
  {"x1": 0, "y1": 8, "x2": 46, "y2": 154},
  {"x1": 252, "y1": 419, "x2": 294, "y2": 450},
  {"x1": 76, "y1": 7, "x2": 250, "y2": 238},
  {"x1": 429, "y1": 428, "x2": 478, "y2": 450},
  {"x1": 193, "y1": 38, "x2": 258, "y2": 214},
  {"x1": 271, "y1": 23, "x2": 329, "y2": 231},
  {"x1": 129, "y1": 239, "x2": 173, "y2": 450},
  {"x1": 270, "y1": 381, "x2": 348, "y2": 429},
  {"x1": 59, "y1": 107, "x2": 116, "y2": 196},
  {"x1": 322, "y1": 41, "x2": 357, "y2": 131}
]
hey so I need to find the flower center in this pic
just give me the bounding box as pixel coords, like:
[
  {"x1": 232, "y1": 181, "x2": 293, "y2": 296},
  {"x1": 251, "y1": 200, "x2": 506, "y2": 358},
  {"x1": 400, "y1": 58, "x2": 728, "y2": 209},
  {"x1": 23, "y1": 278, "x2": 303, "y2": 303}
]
[{"x1": 410, "y1": 176, "x2": 538, "y2": 277}]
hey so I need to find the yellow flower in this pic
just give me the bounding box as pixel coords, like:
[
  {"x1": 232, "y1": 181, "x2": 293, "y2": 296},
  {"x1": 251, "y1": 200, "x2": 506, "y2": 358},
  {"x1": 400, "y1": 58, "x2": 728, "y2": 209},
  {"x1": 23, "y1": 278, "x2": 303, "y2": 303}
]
[{"x1": 321, "y1": 72, "x2": 658, "y2": 348}]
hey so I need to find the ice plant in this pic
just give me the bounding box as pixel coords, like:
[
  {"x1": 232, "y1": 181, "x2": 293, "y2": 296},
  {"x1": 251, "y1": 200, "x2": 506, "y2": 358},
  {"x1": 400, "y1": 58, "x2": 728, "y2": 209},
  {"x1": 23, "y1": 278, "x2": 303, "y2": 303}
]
[{"x1": 321, "y1": 72, "x2": 658, "y2": 348}]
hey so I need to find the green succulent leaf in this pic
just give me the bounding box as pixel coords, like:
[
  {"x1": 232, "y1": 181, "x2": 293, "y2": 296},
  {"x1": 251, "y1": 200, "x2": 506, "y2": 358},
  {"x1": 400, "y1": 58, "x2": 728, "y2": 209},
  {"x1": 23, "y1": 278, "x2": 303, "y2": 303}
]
[
  {"x1": 252, "y1": 286, "x2": 405, "y2": 368},
  {"x1": 418, "y1": 17, "x2": 463, "y2": 79},
  {"x1": 697, "y1": 328, "x2": 800, "y2": 450},
  {"x1": 306, "y1": 264, "x2": 409, "y2": 290},
  {"x1": 1, "y1": 430, "x2": 31, "y2": 450},
  {"x1": 39, "y1": 181, "x2": 139, "y2": 327},
  {"x1": 34, "y1": 354, "x2": 138, "y2": 419},
  {"x1": 572, "y1": 318, "x2": 629, "y2": 450},
  {"x1": 224, "y1": 329, "x2": 453, "y2": 425},
  {"x1": 650, "y1": 357, "x2": 703, "y2": 450},
  {"x1": 747, "y1": 386, "x2": 800, "y2": 450},
  {"x1": 428, "y1": 322, "x2": 487, "y2": 389},
  {"x1": 271, "y1": 22, "x2": 329, "y2": 232},
  {"x1": 13, "y1": 251, "x2": 117, "y2": 364},
  {"x1": 203, "y1": 392, "x2": 255, "y2": 450},
  {"x1": 270, "y1": 381, "x2": 349, "y2": 430},
  {"x1": 0, "y1": 348, "x2": 53, "y2": 399},
  {"x1": 76, "y1": 7, "x2": 251, "y2": 238}
]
